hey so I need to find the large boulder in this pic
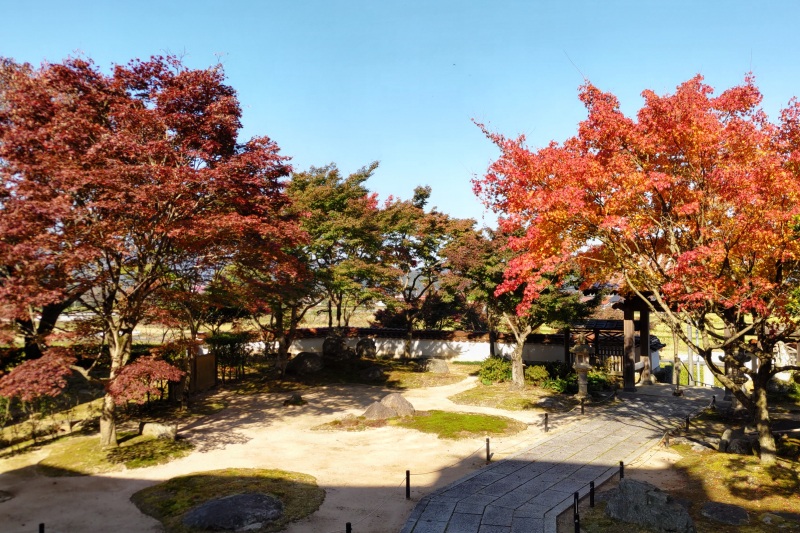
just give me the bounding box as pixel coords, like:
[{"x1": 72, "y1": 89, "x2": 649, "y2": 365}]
[
  {"x1": 285, "y1": 352, "x2": 324, "y2": 375},
  {"x1": 606, "y1": 479, "x2": 695, "y2": 533},
  {"x1": 356, "y1": 338, "x2": 377, "y2": 359},
  {"x1": 182, "y1": 493, "x2": 283, "y2": 531},
  {"x1": 362, "y1": 401, "x2": 398, "y2": 420},
  {"x1": 381, "y1": 393, "x2": 415, "y2": 417},
  {"x1": 423, "y1": 358, "x2": 449, "y2": 374}
]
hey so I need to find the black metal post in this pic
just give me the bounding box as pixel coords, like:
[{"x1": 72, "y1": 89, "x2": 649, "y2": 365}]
[
  {"x1": 39, "y1": 525, "x2": 44, "y2": 533},
  {"x1": 712, "y1": 395, "x2": 716, "y2": 408},
  {"x1": 544, "y1": 413, "x2": 549, "y2": 433},
  {"x1": 406, "y1": 470, "x2": 410, "y2": 500},
  {"x1": 486, "y1": 438, "x2": 490, "y2": 464},
  {"x1": 619, "y1": 460, "x2": 624, "y2": 479},
  {"x1": 573, "y1": 491, "x2": 580, "y2": 533},
  {"x1": 580, "y1": 398, "x2": 585, "y2": 415},
  {"x1": 589, "y1": 481, "x2": 595, "y2": 507},
  {"x1": 685, "y1": 416, "x2": 690, "y2": 431},
  {"x1": 346, "y1": 523, "x2": 352, "y2": 533}
]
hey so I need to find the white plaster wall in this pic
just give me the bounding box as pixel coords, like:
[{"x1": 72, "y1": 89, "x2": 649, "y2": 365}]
[{"x1": 285, "y1": 336, "x2": 567, "y2": 363}]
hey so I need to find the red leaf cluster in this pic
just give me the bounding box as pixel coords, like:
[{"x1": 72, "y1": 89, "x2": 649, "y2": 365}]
[
  {"x1": 106, "y1": 355, "x2": 184, "y2": 405},
  {"x1": 0, "y1": 347, "x2": 75, "y2": 402}
]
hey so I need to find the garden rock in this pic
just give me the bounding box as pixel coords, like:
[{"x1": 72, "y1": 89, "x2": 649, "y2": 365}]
[
  {"x1": 283, "y1": 393, "x2": 305, "y2": 406},
  {"x1": 359, "y1": 365, "x2": 385, "y2": 382},
  {"x1": 139, "y1": 422, "x2": 177, "y2": 440},
  {"x1": 380, "y1": 393, "x2": 415, "y2": 417},
  {"x1": 285, "y1": 352, "x2": 324, "y2": 375},
  {"x1": 423, "y1": 358, "x2": 449, "y2": 374},
  {"x1": 701, "y1": 501, "x2": 749, "y2": 526},
  {"x1": 182, "y1": 493, "x2": 283, "y2": 531},
  {"x1": 0, "y1": 490, "x2": 12, "y2": 503},
  {"x1": 727, "y1": 438, "x2": 754, "y2": 455},
  {"x1": 606, "y1": 478, "x2": 695, "y2": 533},
  {"x1": 362, "y1": 401, "x2": 397, "y2": 420},
  {"x1": 356, "y1": 338, "x2": 377, "y2": 359}
]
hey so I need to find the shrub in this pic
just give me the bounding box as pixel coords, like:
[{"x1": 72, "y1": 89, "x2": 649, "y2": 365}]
[
  {"x1": 478, "y1": 357, "x2": 511, "y2": 384},
  {"x1": 525, "y1": 365, "x2": 549, "y2": 384},
  {"x1": 587, "y1": 369, "x2": 612, "y2": 391},
  {"x1": 541, "y1": 375, "x2": 575, "y2": 393}
]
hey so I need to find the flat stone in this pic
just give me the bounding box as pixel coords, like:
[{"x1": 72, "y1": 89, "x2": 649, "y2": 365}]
[
  {"x1": 701, "y1": 501, "x2": 749, "y2": 526},
  {"x1": 482, "y1": 505, "x2": 513, "y2": 526},
  {"x1": 182, "y1": 493, "x2": 283, "y2": 531},
  {"x1": 446, "y1": 512, "x2": 482, "y2": 531}
]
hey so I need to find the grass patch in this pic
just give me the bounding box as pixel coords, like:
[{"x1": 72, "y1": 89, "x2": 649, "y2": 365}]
[
  {"x1": 449, "y1": 382, "x2": 576, "y2": 412},
  {"x1": 35, "y1": 432, "x2": 193, "y2": 475},
  {"x1": 391, "y1": 410, "x2": 527, "y2": 439},
  {"x1": 131, "y1": 468, "x2": 325, "y2": 533}
]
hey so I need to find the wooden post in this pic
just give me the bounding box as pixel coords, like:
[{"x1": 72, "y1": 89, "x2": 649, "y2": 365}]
[
  {"x1": 593, "y1": 328, "x2": 600, "y2": 367},
  {"x1": 640, "y1": 307, "x2": 651, "y2": 385},
  {"x1": 564, "y1": 327, "x2": 571, "y2": 364},
  {"x1": 623, "y1": 306, "x2": 636, "y2": 391}
]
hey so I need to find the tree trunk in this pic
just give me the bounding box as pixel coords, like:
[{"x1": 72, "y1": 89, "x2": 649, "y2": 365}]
[
  {"x1": 99, "y1": 393, "x2": 118, "y2": 448},
  {"x1": 99, "y1": 330, "x2": 131, "y2": 447},
  {"x1": 510, "y1": 341, "x2": 525, "y2": 389},
  {"x1": 503, "y1": 313, "x2": 530, "y2": 390},
  {"x1": 752, "y1": 378, "x2": 777, "y2": 464}
]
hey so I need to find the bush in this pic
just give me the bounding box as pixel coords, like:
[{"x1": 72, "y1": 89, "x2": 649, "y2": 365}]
[
  {"x1": 525, "y1": 365, "x2": 549, "y2": 384},
  {"x1": 541, "y1": 375, "x2": 576, "y2": 393},
  {"x1": 587, "y1": 369, "x2": 612, "y2": 392},
  {"x1": 478, "y1": 357, "x2": 512, "y2": 385}
]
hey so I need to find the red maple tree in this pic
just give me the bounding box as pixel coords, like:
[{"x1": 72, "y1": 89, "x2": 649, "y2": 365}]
[
  {"x1": 0, "y1": 55, "x2": 302, "y2": 446},
  {"x1": 475, "y1": 75, "x2": 800, "y2": 463}
]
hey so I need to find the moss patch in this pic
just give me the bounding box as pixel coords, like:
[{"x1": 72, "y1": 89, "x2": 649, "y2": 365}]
[
  {"x1": 35, "y1": 432, "x2": 193, "y2": 475},
  {"x1": 131, "y1": 468, "x2": 325, "y2": 533},
  {"x1": 391, "y1": 410, "x2": 527, "y2": 439},
  {"x1": 449, "y1": 382, "x2": 576, "y2": 412}
]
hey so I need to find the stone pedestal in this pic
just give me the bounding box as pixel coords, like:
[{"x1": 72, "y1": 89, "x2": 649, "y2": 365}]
[{"x1": 575, "y1": 363, "x2": 590, "y2": 399}]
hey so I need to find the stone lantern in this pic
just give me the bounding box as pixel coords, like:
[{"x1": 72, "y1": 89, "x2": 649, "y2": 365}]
[{"x1": 570, "y1": 333, "x2": 592, "y2": 399}]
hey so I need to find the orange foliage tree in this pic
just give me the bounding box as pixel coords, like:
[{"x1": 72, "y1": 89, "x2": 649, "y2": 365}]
[{"x1": 475, "y1": 75, "x2": 800, "y2": 463}]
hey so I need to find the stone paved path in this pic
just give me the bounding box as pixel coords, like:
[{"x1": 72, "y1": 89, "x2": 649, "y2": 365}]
[{"x1": 400, "y1": 385, "x2": 719, "y2": 533}]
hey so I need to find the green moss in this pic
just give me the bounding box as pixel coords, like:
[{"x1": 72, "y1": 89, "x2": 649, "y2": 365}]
[
  {"x1": 131, "y1": 468, "x2": 325, "y2": 533},
  {"x1": 35, "y1": 432, "x2": 193, "y2": 475},
  {"x1": 391, "y1": 410, "x2": 526, "y2": 439}
]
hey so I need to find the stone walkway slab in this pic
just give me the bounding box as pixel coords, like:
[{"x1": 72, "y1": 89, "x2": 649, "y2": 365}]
[{"x1": 401, "y1": 385, "x2": 718, "y2": 533}]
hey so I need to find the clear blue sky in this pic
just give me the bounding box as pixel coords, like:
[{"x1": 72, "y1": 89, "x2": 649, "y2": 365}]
[{"x1": 3, "y1": 1, "x2": 799, "y2": 226}]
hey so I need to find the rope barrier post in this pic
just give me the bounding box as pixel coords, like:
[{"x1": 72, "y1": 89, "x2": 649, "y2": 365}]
[
  {"x1": 544, "y1": 413, "x2": 549, "y2": 433},
  {"x1": 619, "y1": 460, "x2": 624, "y2": 479},
  {"x1": 406, "y1": 470, "x2": 410, "y2": 500},
  {"x1": 346, "y1": 523, "x2": 352, "y2": 533},
  {"x1": 665, "y1": 432, "x2": 670, "y2": 448},
  {"x1": 711, "y1": 394, "x2": 716, "y2": 408},
  {"x1": 580, "y1": 398, "x2": 585, "y2": 415},
  {"x1": 39, "y1": 525, "x2": 44, "y2": 533},
  {"x1": 573, "y1": 491, "x2": 580, "y2": 533},
  {"x1": 589, "y1": 481, "x2": 595, "y2": 507},
  {"x1": 486, "y1": 438, "x2": 491, "y2": 464},
  {"x1": 685, "y1": 416, "x2": 690, "y2": 432}
]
